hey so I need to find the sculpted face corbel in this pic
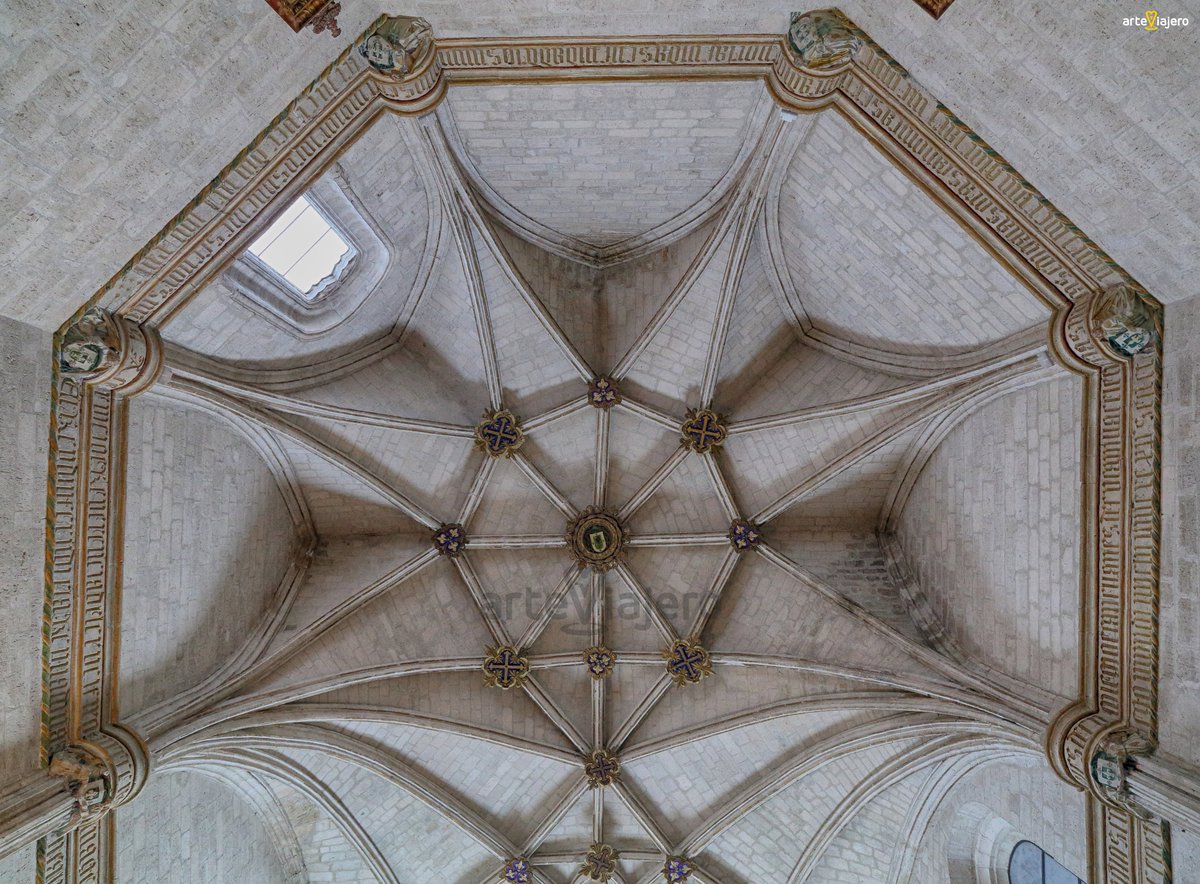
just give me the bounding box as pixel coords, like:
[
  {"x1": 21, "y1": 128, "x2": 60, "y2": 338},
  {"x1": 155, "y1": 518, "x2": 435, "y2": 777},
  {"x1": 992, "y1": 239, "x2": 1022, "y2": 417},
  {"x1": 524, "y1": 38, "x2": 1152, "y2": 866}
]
[
  {"x1": 1059, "y1": 282, "x2": 1160, "y2": 369},
  {"x1": 49, "y1": 746, "x2": 112, "y2": 831},
  {"x1": 1095, "y1": 283, "x2": 1157, "y2": 358},
  {"x1": 357, "y1": 16, "x2": 444, "y2": 109},
  {"x1": 786, "y1": 9, "x2": 865, "y2": 70},
  {"x1": 1089, "y1": 729, "x2": 1156, "y2": 819},
  {"x1": 46, "y1": 726, "x2": 151, "y2": 834},
  {"x1": 58, "y1": 307, "x2": 163, "y2": 396}
]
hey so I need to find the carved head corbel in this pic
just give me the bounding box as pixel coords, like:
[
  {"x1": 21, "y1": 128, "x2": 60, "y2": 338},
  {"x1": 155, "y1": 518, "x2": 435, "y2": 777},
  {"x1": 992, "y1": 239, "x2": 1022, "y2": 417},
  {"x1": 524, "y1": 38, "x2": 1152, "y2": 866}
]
[
  {"x1": 358, "y1": 16, "x2": 435, "y2": 78},
  {"x1": 50, "y1": 746, "x2": 115, "y2": 830},
  {"x1": 787, "y1": 9, "x2": 864, "y2": 69},
  {"x1": 59, "y1": 307, "x2": 120, "y2": 377},
  {"x1": 58, "y1": 307, "x2": 163, "y2": 395},
  {"x1": 1089, "y1": 729, "x2": 1155, "y2": 818},
  {"x1": 1094, "y1": 283, "x2": 1158, "y2": 358}
]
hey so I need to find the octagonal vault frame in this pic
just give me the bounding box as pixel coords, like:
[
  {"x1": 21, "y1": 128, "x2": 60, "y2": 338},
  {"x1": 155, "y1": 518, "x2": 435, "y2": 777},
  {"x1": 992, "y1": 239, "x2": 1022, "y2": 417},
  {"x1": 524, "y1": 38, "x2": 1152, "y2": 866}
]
[{"x1": 31, "y1": 9, "x2": 1165, "y2": 883}]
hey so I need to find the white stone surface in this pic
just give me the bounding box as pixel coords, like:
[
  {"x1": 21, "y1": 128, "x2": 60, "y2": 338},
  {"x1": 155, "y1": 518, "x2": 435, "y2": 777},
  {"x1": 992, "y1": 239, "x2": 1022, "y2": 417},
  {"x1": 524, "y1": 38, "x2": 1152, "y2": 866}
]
[
  {"x1": 702, "y1": 742, "x2": 909, "y2": 881},
  {"x1": 3, "y1": 9, "x2": 1196, "y2": 874},
  {"x1": 120, "y1": 393, "x2": 297, "y2": 715},
  {"x1": 898, "y1": 375, "x2": 1084, "y2": 699},
  {"x1": 1173, "y1": 824, "x2": 1200, "y2": 882},
  {"x1": 0, "y1": 317, "x2": 49, "y2": 785},
  {"x1": 443, "y1": 81, "x2": 761, "y2": 246},
  {"x1": 115, "y1": 771, "x2": 291, "y2": 883},
  {"x1": 908, "y1": 757, "x2": 1088, "y2": 882},
  {"x1": 332, "y1": 719, "x2": 578, "y2": 846},
  {"x1": 777, "y1": 111, "x2": 1049, "y2": 355},
  {"x1": 808, "y1": 770, "x2": 928, "y2": 883},
  {"x1": 285, "y1": 748, "x2": 496, "y2": 883},
  {"x1": 1161, "y1": 294, "x2": 1200, "y2": 770},
  {"x1": 0, "y1": 844, "x2": 37, "y2": 882}
]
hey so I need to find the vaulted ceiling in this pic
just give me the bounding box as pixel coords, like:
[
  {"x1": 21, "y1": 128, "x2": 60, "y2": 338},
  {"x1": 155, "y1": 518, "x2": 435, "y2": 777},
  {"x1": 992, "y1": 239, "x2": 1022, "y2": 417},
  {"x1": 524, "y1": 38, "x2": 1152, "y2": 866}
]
[{"x1": 102, "y1": 73, "x2": 1092, "y2": 882}]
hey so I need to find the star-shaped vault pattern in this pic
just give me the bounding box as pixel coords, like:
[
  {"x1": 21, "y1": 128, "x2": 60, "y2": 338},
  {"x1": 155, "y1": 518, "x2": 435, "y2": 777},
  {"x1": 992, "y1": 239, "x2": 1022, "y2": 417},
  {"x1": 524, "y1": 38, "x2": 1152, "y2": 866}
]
[{"x1": 124, "y1": 85, "x2": 1083, "y2": 884}]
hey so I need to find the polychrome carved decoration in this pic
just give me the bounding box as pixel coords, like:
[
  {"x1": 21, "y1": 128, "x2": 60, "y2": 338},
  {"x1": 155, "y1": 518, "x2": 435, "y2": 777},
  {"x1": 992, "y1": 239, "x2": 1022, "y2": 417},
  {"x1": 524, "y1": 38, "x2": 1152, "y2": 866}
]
[
  {"x1": 588, "y1": 376, "x2": 621, "y2": 409},
  {"x1": 49, "y1": 747, "x2": 112, "y2": 829},
  {"x1": 581, "y1": 843, "x2": 620, "y2": 882},
  {"x1": 262, "y1": 0, "x2": 338, "y2": 35},
  {"x1": 1090, "y1": 730, "x2": 1154, "y2": 817},
  {"x1": 680, "y1": 408, "x2": 728, "y2": 454},
  {"x1": 500, "y1": 857, "x2": 532, "y2": 883},
  {"x1": 912, "y1": 0, "x2": 958, "y2": 19},
  {"x1": 663, "y1": 856, "x2": 696, "y2": 883},
  {"x1": 482, "y1": 645, "x2": 530, "y2": 690},
  {"x1": 787, "y1": 9, "x2": 864, "y2": 69},
  {"x1": 1091, "y1": 749, "x2": 1127, "y2": 798},
  {"x1": 358, "y1": 16, "x2": 435, "y2": 76},
  {"x1": 583, "y1": 749, "x2": 621, "y2": 787},
  {"x1": 664, "y1": 638, "x2": 714, "y2": 687},
  {"x1": 567, "y1": 507, "x2": 626, "y2": 571},
  {"x1": 728, "y1": 519, "x2": 762, "y2": 552},
  {"x1": 432, "y1": 523, "x2": 467, "y2": 557},
  {"x1": 306, "y1": 2, "x2": 341, "y2": 36},
  {"x1": 583, "y1": 646, "x2": 617, "y2": 679},
  {"x1": 475, "y1": 409, "x2": 525, "y2": 458},
  {"x1": 1095, "y1": 283, "x2": 1157, "y2": 357},
  {"x1": 58, "y1": 307, "x2": 162, "y2": 395},
  {"x1": 59, "y1": 308, "x2": 118, "y2": 376}
]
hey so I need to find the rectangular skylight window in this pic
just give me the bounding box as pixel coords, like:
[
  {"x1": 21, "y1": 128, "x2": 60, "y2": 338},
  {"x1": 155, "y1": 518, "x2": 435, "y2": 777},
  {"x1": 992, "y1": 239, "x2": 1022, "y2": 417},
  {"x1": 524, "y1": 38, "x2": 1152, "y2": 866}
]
[{"x1": 248, "y1": 195, "x2": 353, "y2": 298}]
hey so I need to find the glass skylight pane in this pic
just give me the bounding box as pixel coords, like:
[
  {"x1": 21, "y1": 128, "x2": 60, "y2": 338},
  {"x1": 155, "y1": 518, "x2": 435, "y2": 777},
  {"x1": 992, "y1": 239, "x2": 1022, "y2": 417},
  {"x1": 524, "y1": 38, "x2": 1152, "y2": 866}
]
[
  {"x1": 255, "y1": 205, "x2": 329, "y2": 274},
  {"x1": 248, "y1": 197, "x2": 309, "y2": 257},
  {"x1": 245, "y1": 194, "x2": 353, "y2": 296},
  {"x1": 285, "y1": 231, "x2": 350, "y2": 293}
]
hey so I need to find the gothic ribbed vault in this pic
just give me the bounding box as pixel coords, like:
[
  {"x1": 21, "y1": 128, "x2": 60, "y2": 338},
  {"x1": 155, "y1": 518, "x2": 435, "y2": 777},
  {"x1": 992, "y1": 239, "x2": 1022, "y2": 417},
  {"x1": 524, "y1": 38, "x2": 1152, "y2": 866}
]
[{"x1": 99, "y1": 68, "x2": 1097, "y2": 883}]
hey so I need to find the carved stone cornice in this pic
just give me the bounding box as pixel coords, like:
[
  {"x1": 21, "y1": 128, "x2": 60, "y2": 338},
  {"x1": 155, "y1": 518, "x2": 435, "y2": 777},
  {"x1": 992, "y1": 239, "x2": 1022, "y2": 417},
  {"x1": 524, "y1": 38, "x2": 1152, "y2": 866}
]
[{"x1": 38, "y1": 310, "x2": 160, "y2": 882}]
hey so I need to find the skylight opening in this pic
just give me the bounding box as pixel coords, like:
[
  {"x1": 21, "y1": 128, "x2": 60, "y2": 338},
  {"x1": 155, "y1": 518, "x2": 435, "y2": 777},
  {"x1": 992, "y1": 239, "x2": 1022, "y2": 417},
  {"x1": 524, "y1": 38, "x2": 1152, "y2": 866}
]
[{"x1": 247, "y1": 195, "x2": 354, "y2": 299}]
